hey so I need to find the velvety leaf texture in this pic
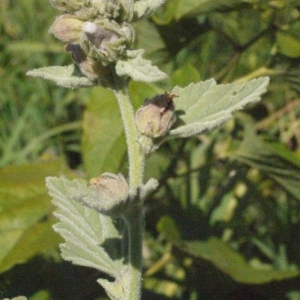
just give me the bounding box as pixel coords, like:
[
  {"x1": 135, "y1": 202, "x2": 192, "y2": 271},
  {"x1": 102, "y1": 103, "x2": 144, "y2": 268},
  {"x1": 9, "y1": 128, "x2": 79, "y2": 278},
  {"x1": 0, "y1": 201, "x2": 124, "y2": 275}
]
[
  {"x1": 27, "y1": 65, "x2": 95, "y2": 88},
  {"x1": 134, "y1": 0, "x2": 165, "y2": 20},
  {"x1": 116, "y1": 50, "x2": 168, "y2": 82},
  {"x1": 170, "y1": 77, "x2": 269, "y2": 137},
  {"x1": 46, "y1": 176, "x2": 123, "y2": 277}
]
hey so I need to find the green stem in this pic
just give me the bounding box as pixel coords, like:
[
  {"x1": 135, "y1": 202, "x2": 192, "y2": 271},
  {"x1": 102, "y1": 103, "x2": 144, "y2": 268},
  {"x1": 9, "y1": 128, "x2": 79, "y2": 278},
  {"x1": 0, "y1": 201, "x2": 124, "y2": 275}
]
[
  {"x1": 113, "y1": 86, "x2": 144, "y2": 188},
  {"x1": 113, "y1": 84, "x2": 145, "y2": 300},
  {"x1": 123, "y1": 208, "x2": 143, "y2": 300}
]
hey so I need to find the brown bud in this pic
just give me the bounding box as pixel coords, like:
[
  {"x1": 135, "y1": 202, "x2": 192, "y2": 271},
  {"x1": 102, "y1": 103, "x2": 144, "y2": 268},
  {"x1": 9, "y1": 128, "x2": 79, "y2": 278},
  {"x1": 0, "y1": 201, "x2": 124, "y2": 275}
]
[
  {"x1": 66, "y1": 43, "x2": 113, "y2": 85},
  {"x1": 50, "y1": 14, "x2": 83, "y2": 43},
  {"x1": 135, "y1": 92, "x2": 177, "y2": 138}
]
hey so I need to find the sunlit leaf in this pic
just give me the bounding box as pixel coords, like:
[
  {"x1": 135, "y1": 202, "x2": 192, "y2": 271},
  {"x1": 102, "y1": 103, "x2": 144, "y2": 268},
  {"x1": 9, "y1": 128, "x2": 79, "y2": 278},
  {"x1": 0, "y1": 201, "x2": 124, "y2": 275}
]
[
  {"x1": 27, "y1": 65, "x2": 95, "y2": 88},
  {"x1": 170, "y1": 77, "x2": 269, "y2": 137},
  {"x1": 134, "y1": 0, "x2": 165, "y2": 20},
  {"x1": 47, "y1": 176, "x2": 123, "y2": 277},
  {"x1": 116, "y1": 50, "x2": 168, "y2": 82}
]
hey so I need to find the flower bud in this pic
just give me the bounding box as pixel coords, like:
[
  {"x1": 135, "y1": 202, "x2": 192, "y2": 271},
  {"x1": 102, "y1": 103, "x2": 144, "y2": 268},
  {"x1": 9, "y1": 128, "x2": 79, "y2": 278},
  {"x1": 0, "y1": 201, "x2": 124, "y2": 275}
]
[
  {"x1": 66, "y1": 43, "x2": 114, "y2": 86},
  {"x1": 90, "y1": 173, "x2": 129, "y2": 202},
  {"x1": 89, "y1": 172, "x2": 129, "y2": 218},
  {"x1": 50, "y1": 14, "x2": 84, "y2": 43},
  {"x1": 135, "y1": 92, "x2": 177, "y2": 138},
  {"x1": 82, "y1": 21, "x2": 119, "y2": 53}
]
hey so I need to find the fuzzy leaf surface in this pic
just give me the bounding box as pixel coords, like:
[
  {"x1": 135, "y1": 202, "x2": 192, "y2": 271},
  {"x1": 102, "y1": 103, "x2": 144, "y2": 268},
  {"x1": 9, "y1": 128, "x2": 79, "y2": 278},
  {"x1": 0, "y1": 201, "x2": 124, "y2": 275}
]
[
  {"x1": 134, "y1": 0, "x2": 165, "y2": 20},
  {"x1": 27, "y1": 65, "x2": 95, "y2": 88},
  {"x1": 170, "y1": 77, "x2": 269, "y2": 137},
  {"x1": 116, "y1": 50, "x2": 168, "y2": 82},
  {"x1": 98, "y1": 278, "x2": 128, "y2": 300},
  {"x1": 47, "y1": 176, "x2": 123, "y2": 277}
]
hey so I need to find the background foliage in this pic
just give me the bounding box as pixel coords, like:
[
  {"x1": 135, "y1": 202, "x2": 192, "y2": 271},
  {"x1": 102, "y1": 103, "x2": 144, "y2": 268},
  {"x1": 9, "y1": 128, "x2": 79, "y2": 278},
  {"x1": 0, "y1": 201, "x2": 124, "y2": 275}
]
[{"x1": 1, "y1": 0, "x2": 300, "y2": 299}]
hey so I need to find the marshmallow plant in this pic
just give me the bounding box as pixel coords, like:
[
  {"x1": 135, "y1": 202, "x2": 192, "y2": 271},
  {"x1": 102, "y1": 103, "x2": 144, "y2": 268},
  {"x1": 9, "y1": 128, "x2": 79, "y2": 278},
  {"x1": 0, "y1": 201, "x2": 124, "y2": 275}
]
[{"x1": 27, "y1": 0, "x2": 269, "y2": 299}]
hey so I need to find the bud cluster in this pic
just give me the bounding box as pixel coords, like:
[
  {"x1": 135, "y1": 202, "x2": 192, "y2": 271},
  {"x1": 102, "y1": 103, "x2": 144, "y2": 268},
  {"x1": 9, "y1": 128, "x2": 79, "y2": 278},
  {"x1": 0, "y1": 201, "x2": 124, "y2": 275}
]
[{"x1": 49, "y1": 0, "x2": 135, "y2": 85}]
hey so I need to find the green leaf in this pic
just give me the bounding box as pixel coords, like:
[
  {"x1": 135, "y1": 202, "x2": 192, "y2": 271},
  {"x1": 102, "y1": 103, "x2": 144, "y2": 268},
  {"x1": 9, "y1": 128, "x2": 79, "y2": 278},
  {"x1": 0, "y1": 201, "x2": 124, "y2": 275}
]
[
  {"x1": 157, "y1": 215, "x2": 181, "y2": 243},
  {"x1": 174, "y1": 0, "x2": 255, "y2": 20},
  {"x1": 170, "y1": 77, "x2": 269, "y2": 137},
  {"x1": 116, "y1": 50, "x2": 168, "y2": 82},
  {"x1": 0, "y1": 159, "x2": 68, "y2": 274},
  {"x1": 47, "y1": 176, "x2": 123, "y2": 277},
  {"x1": 181, "y1": 237, "x2": 300, "y2": 284},
  {"x1": 233, "y1": 119, "x2": 300, "y2": 201},
  {"x1": 133, "y1": 0, "x2": 165, "y2": 20},
  {"x1": 82, "y1": 87, "x2": 126, "y2": 178},
  {"x1": 132, "y1": 19, "x2": 167, "y2": 66},
  {"x1": 171, "y1": 64, "x2": 201, "y2": 87},
  {"x1": 26, "y1": 65, "x2": 95, "y2": 88},
  {"x1": 276, "y1": 32, "x2": 300, "y2": 58},
  {"x1": 98, "y1": 278, "x2": 128, "y2": 300}
]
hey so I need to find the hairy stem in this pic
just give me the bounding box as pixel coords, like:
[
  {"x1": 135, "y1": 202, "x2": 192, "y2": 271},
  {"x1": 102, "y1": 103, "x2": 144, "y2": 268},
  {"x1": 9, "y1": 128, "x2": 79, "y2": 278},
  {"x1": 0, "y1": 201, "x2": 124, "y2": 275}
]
[
  {"x1": 113, "y1": 86, "x2": 144, "y2": 188},
  {"x1": 123, "y1": 208, "x2": 143, "y2": 300},
  {"x1": 113, "y1": 84, "x2": 145, "y2": 299}
]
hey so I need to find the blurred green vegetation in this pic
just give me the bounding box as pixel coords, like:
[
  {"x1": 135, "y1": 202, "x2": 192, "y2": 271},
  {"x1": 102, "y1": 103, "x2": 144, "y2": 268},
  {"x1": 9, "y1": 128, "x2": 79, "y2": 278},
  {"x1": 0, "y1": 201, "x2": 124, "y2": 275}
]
[{"x1": 1, "y1": 0, "x2": 300, "y2": 299}]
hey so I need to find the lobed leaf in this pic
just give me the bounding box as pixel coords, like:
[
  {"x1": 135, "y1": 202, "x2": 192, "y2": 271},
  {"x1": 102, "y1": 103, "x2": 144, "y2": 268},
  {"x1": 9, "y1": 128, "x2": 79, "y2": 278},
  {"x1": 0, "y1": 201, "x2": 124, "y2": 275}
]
[
  {"x1": 46, "y1": 176, "x2": 123, "y2": 277},
  {"x1": 116, "y1": 50, "x2": 168, "y2": 82},
  {"x1": 170, "y1": 77, "x2": 269, "y2": 137},
  {"x1": 27, "y1": 65, "x2": 95, "y2": 89}
]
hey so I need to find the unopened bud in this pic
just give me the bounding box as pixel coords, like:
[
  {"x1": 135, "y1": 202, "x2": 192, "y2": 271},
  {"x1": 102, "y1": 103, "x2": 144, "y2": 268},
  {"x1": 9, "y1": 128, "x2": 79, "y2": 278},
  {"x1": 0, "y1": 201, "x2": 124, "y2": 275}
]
[
  {"x1": 66, "y1": 43, "x2": 113, "y2": 86},
  {"x1": 82, "y1": 21, "x2": 118, "y2": 53},
  {"x1": 50, "y1": 14, "x2": 84, "y2": 43},
  {"x1": 90, "y1": 173, "x2": 129, "y2": 202},
  {"x1": 89, "y1": 173, "x2": 129, "y2": 218},
  {"x1": 135, "y1": 92, "x2": 177, "y2": 138}
]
